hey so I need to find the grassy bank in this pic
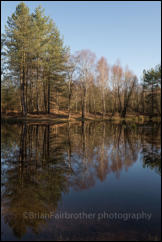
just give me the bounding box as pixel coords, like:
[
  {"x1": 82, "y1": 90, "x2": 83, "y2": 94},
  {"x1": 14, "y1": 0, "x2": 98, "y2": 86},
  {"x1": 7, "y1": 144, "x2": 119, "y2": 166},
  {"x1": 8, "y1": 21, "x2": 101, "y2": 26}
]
[{"x1": 1, "y1": 111, "x2": 161, "y2": 125}]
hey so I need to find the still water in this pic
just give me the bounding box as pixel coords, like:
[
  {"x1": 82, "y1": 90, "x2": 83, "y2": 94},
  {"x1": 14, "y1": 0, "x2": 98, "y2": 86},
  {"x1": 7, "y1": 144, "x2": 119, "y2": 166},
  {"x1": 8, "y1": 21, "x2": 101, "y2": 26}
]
[{"x1": 1, "y1": 121, "x2": 161, "y2": 241}]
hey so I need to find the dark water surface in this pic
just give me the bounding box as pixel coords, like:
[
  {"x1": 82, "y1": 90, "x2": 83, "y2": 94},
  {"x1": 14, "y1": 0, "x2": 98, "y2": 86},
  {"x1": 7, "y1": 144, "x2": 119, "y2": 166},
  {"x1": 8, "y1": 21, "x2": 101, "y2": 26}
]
[{"x1": 1, "y1": 121, "x2": 161, "y2": 241}]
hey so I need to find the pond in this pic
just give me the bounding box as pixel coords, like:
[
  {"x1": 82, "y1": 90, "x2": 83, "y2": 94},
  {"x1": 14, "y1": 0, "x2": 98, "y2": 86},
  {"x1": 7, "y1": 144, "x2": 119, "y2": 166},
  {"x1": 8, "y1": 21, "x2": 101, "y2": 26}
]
[{"x1": 1, "y1": 121, "x2": 161, "y2": 241}]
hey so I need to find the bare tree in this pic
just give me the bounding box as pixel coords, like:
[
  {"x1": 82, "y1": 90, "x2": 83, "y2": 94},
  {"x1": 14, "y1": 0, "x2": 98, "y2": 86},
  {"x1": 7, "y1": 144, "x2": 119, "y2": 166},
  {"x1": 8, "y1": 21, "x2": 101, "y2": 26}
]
[
  {"x1": 121, "y1": 68, "x2": 137, "y2": 118},
  {"x1": 74, "y1": 50, "x2": 96, "y2": 119},
  {"x1": 111, "y1": 61, "x2": 123, "y2": 115},
  {"x1": 66, "y1": 55, "x2": 76, "y2": 119},
  {"x1": 96, "y1": 57, "x2": 109, "y2": 118}
]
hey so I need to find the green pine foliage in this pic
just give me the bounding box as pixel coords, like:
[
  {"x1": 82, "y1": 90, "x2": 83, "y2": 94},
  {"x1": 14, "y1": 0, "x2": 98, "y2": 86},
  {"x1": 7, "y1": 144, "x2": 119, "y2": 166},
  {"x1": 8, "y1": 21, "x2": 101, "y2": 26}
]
[
  {"x1": 2, "y1": 3, "x2": 69, "y2": 115},
  {"x1": 143, "y1": 64, "x2": 161, "y2": 116}
]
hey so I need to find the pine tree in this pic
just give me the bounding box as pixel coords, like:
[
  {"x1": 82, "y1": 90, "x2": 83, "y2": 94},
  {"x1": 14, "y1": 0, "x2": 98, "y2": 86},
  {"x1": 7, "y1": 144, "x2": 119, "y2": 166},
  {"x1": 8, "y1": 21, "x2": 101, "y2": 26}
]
[
  {"x1": 44, "y1": 21, "x2": 69, "y2": 113},
  {"x1": 143, "y1": 65, "x2": 161, "y2": 116},
  {"x1": 5, "y1": 3, "x2": 32, "y2": 115},
  {"x1": 31, "y1": 6, "x2": 51, "y2": 113},
  {"x1": 3, "y1": 3, "x2": 69, "y2": 115}
]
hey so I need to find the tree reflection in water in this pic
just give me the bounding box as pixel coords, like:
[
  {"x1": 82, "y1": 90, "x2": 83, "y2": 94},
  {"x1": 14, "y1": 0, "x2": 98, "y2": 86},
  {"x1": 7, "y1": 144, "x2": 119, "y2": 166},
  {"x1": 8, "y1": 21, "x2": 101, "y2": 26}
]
[
  {"x1": 1, "y1": 121, "x2": 161, "y2": 239},
  {"x1": 141, "y1": 123, "x2": 161, "y2": 175}
]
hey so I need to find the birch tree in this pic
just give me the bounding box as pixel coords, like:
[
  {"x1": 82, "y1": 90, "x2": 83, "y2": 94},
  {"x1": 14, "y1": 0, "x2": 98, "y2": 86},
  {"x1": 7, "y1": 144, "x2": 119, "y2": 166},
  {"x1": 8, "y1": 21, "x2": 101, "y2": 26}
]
[{"x1": 96, "y1": 57, "x2": 109, "y2": 117}]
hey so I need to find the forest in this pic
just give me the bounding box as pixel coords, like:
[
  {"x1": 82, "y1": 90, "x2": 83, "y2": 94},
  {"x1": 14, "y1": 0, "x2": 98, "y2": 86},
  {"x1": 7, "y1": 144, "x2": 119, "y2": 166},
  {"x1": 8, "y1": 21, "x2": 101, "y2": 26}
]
[{"x1": 1, "y1": 3, "x2": 161, "y2": 120}]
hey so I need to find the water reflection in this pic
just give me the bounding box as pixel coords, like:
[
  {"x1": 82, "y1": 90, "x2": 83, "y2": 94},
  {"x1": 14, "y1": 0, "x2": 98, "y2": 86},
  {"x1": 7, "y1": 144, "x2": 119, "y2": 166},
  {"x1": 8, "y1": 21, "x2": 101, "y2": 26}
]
[
  {"x1": 1, "y1": 121, "x2": 161, "y2": 240},
  {"x1": 141, "y1": 123, "x2": 161, "y2": 175}
]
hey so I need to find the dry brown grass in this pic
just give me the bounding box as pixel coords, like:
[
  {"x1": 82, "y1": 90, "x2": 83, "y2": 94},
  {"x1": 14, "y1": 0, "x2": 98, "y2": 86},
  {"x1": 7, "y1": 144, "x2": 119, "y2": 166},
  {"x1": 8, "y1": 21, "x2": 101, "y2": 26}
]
[{"x1": 2, "y1": 110, "x2": 161, "y2": 124}]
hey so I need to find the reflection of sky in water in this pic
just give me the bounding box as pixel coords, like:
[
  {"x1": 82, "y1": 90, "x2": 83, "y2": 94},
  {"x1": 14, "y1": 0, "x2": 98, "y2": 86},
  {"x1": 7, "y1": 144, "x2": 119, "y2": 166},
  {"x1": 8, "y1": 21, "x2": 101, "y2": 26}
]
[{"x1": 1, "y1": 122, "x2": 161, "y2": 241}]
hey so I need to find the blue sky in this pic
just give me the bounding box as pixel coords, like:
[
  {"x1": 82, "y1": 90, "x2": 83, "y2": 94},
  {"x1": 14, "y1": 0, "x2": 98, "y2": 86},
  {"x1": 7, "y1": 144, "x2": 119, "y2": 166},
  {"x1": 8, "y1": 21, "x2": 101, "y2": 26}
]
[{"x1": 1, "y1": 1, "x2": 161, "y2": 79}]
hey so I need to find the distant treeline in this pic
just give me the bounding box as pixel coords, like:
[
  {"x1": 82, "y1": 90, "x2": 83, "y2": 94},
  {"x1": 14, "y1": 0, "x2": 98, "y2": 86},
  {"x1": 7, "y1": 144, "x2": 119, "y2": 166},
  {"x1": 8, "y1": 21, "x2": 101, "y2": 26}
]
[{"x1": 1, "y1": 3, "x2": 161, "y2": 118}]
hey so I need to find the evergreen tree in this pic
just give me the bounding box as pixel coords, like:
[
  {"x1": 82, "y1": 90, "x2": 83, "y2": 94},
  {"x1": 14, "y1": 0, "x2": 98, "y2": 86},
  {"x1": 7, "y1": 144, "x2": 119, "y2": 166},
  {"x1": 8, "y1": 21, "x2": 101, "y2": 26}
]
[
  {"x1": 143, "y1": 64, "x2": 161, "y2": 116},
  {"x1": 44, "y1": 22, "x2": 69, "y2": 113},
  {"x1": 3, "y1": 3, "x2": 69, "y2": 115},
  {"x1": 4, "y1": 3, "x2": 32, "y2": 115},
  {"x1": 31, "y1": 6, "x2": 51, "y2": 113}
]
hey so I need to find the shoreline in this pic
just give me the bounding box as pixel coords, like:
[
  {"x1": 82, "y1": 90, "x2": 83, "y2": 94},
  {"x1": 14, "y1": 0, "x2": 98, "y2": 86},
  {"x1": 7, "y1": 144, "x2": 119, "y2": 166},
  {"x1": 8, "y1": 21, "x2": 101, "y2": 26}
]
[{"x1": 1, "y1": 113, "x2": 161, "y2": 125}]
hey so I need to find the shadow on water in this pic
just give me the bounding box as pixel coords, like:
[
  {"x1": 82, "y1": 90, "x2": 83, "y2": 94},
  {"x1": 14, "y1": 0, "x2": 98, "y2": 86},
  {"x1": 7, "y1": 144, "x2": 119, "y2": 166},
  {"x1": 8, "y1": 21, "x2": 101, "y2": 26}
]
[{"x1": 1, "y1": 121, "x2": 161, "y2": 241}]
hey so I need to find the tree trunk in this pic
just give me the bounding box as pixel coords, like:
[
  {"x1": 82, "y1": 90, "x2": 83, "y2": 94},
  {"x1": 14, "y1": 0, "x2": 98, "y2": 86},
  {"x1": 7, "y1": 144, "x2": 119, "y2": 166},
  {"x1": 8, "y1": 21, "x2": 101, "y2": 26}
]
[
  {"x1": 68, "y1": 93, "x2": 71, "y2": 120},
  {"x1": 47, "y1": 79, "x2": 50, "y2": 114},
  {"x1": 43, "y1": 79, "x2": 47, "y2": 113},
  {"x1": 102, "y1": 91, "x2": 105, "y2": 118},
  {"x1": 22, "y1": 66, "x2": 27, "y2": 116},
  {"x1": 121, "y1": 106, "x2": 127, "y2": 118},
  {"x1": 36, "y1": 61, "x2": 39, "y2": 113},
  {"x1": 82, "y1": 87, "x2": 86, "y2": 119}
]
